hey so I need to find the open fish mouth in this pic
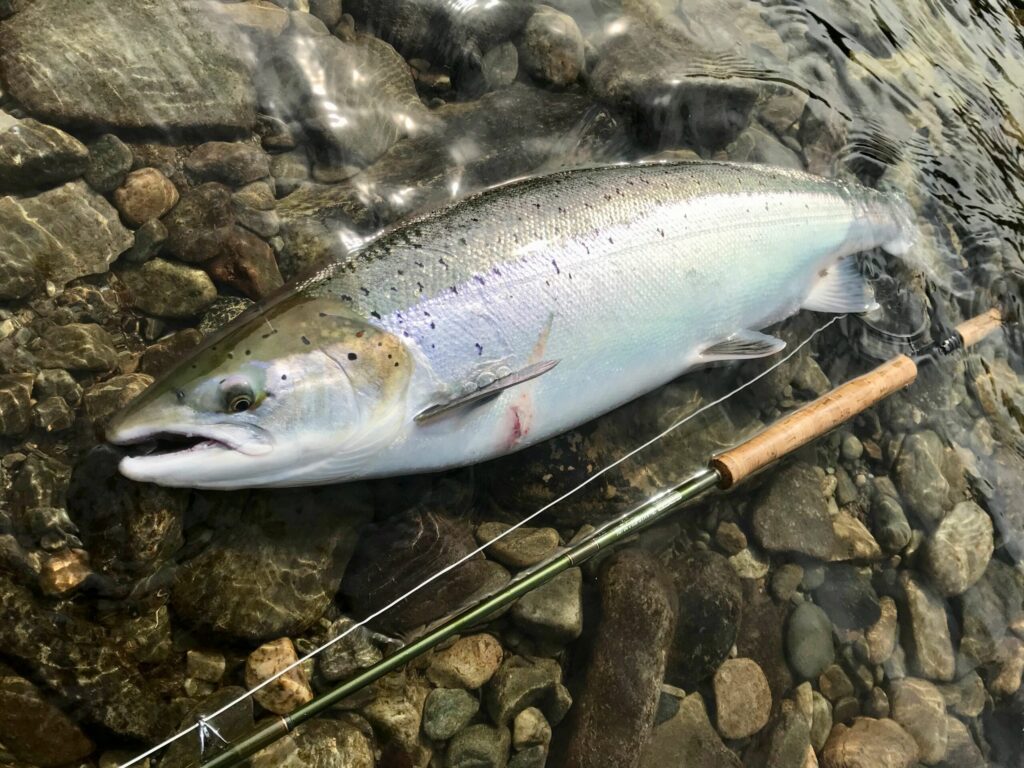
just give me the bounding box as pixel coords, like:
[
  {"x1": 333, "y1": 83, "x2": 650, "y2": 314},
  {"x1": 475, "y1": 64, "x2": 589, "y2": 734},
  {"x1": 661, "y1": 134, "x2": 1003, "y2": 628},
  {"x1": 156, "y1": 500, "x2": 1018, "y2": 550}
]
[{"x1": 108, "y1": 424, "x2": 273, "y2": 459}]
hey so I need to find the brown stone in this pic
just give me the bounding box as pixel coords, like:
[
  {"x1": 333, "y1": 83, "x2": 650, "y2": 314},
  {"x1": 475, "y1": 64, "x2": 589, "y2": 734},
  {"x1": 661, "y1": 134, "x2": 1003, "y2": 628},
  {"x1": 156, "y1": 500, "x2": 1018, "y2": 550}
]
[
  {"x1": 822, "y1": 717, "x2": 919, "y2": 768},
  {"x1": 427, "y1": 633, "x2": 504, "y2": 689},
  {"x1": 113, "y1": 168, "x2": 179, "y2": 227},
  {"x1": 714, "y1": 657, "x2": 772, "y2": 738},
  {"x1": 204, "y1": 227, "x2": 283, "y2": 299},
  {"x1": 245, "y1": 637, "x2": 313, "y2": 715},
  {"x1": 38, "y1": 548, "x2": 91, "y2": 595}
]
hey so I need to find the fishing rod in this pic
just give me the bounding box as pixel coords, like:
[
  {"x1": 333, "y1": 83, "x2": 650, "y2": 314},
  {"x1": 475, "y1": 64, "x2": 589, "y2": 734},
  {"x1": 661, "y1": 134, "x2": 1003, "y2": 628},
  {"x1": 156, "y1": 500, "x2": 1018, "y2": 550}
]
[{"x1": 184, "y1": 308, "x2": 1001, "y2": 768}]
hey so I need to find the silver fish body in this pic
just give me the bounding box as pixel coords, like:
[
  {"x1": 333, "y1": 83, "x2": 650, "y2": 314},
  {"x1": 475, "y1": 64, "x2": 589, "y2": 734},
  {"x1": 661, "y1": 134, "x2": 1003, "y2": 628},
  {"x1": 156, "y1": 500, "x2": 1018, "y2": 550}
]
[{"x1": 108, "y1": 161, "x2": 915, "y2": 488}]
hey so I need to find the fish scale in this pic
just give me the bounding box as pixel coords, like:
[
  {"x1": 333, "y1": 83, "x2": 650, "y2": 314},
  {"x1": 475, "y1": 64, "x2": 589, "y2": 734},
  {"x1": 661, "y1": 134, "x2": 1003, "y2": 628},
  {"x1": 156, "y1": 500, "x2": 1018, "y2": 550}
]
[{"x1": 108, "y1": 161, "x2": 915, "y2": 488}]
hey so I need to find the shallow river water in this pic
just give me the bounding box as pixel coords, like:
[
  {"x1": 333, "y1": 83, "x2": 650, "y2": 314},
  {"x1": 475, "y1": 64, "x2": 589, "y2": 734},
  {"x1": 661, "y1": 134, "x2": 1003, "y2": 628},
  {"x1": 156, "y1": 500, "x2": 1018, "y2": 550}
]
[{"x1": 1, "y1": 0, "x2": 1023, "y2": 767}]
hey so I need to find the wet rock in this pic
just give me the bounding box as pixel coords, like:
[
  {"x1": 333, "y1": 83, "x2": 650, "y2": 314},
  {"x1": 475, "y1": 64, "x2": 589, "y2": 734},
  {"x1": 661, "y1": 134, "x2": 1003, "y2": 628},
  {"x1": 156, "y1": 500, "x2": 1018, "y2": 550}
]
[
  {"x1": 0, "y1": 181, "x2": 133, "y2": 300},
  {"x1": 33, "y1": 368, "x2": 82, "y2": 405},
  {"x1": 724, "y1": 122, "x2": 804, "y2": 169},
  {"x1": 112, "y1": 168, "x2": 179, "y2": 228},
  {"x1": 0, "y1": 573, "x2": 166, "y2": 740},
  {"x1": 477, "y1": 522, "x2": 560, "y2": 568},
  {"x1": 589, "y1": 19, "x2": 756, "y2": 151},
  {"x1": 959, "y1": 559, "x2": 1024, "y2": 667},
  {"x1": 737, "y1": 579, "x2": 793, "y2": 705},
  {"x1": 481, "y1": 42, "x2": 520, "y2": 90},
  {"x1": 270, "y1": 149, "x2": 311, "y2": 196},
  {"x1": 362, "y1": 675, "x2": 430, "y2": 755},
  {"x1": 715, "y1": 521, "x2": 747, "y2": 555},
  {"x1": 713, "y1": 657, "x2": 771, "y2": 738},
  {"x1": 0, "y1": 663, "x2": 95, "y2": 767},
  {"x1": 937, "y1": 715, "x2": 984, "y2": 768},
  {"x1": 245, "y1": 637, "x2": 314, "y2": 715},
  {"x1": 428, "y1": 634, "x2": 504, "y2": 690},
  {"x1": 163, "y1": 181, "x2": 236, "y2": 263},
  {"x1": 422, "y1": 687, "x2": 479, "y2": 740},
  {"x1": 0, "y1": 118, "x2": 89, "y2": 192},
  {"x1": 122, "y1": 218, "x2": 168, "y2": 264},
  {"x1": 864, "y1": 687, "x2": 891, "y2": 718},
  {"x1": 786, "y1": 602, "x2": 835, "y2": 680},
  {"x1": 10, "y1": 453, "x2": 71, "y2": 512},
  {"x1": 309, "y1": 0, "x2": 343, "y2": 28},
  {"x1": 510, "y1": 567, "x2": 582, "y2": 643},
  {"x1": 139, "y1": 328, "x2": 203, "y2": 377},
  {"x1": 936, "y1": 672, "x2": 985, "y2": 718},
  {"x1": 186, "y1": 141, "x2": 270, "y2": 187},
  {"x1": 729, "y1": 544, "x2": 770, "y2": 579},
  {"x1": 33, "y1": 395, "x2": 75, "y2": 432},
  {"x1": 448, "y1": 724, "x2": 510, "y2": 768},
  {"x1": 218, "y1": 0, "x2": 290, "y2": 39},
  {"x1": 518, "y1": 6, "x2": 585, "y2": 86},
  {"x1": 38, "y1": 548, "x2": 91, "y2": 595},
  {"x1": 345, "y1": 0, "x2": 533, "y2": 95},
  {"x1": 819, "y1": 664, "x2": 855, "y2": 702},
  {"x1": 811, "y1": 692, "x2": 833, "y2": 751},
  {"x1": 639, "y1": 692, "x2": 740, "y2": 768},
  {"x1": 33, "y1": 323, "x2": 117, "y2": 371},
  {"x1": 772, "y1": 563, "x2": 805, "y2": 602},
  {"x1": 173, "y1": 487, "x2": 370, "y2": 640},
  {"x1": 822, "y1": 718, "x2": 919, "y2": 768},
  {"x1": 204, "y1": 227, "x2": 284, "y2": 299},
  {"x1": 871, "y1": 480, "x2": 912, "y2": 554},
  {"x1": 893, "y1": 431, "x2": 958, "y2": 526},
  {"x1": 290, "y1": 716, "x2": 376, "y2": 768},
  {"x1": 564, "y1": 549, "x2": 676, "y2": 767},
  {"x1": 84, "y1": 134, "x2": 134, "y2": 193},
  {"x1": 814, "y1": 565, "x2": 881, "y2": 630},
  {"x1": 486, "y1": 655, "x2": 569, "y2": 727},
  {"x1": 866, "y1": 596, "x2": 899, "y2": 665},
  {"x1": 342, "y1": 509, "x2": 508, "y2": 635},
  {"x1": 513, "y1": 706, "x2": 551, "y2": 750},
  {"x1": 82, "y1": 373, "x2": 154, "y2": 428},
  {"x1": 260, "y1": 31, "x2": 424, "y2": 172},
  {"x1": 118, "y1": 258, "x2": 218, "y2": 319},
  {"x1": 921, "y1": 500, "x2": 993, "y2": 596},
  {"x1": 0, "y1": 373, "x2": 33, "y2": 435},
  {"x1": 752, "y1": 462, "x2": 837, "y2": 559},
  {"x1": 899, "y1": 572, "x2": 955, "y2": 681},
  {"x1": 665, "y1": 550, "x2": 740, "y2": 688},
  {"x1": 187, "y1": 649, "x2": 226, "y2": 683},
  {"x1": 764, "y1": 699, "x2": 812, "y2": 767},
  {"x1": 317, "y1": 617, "x2": 383, "y2": 683},
  {"x1": 0, "y1": 0, "x2": 256, "y2": 133},
  {"x1": 888, "y1": 678, "x2": 947, "y2": 765},
  {"x1": 829, "y1": 511, "x2": 884, "y2": 561}
]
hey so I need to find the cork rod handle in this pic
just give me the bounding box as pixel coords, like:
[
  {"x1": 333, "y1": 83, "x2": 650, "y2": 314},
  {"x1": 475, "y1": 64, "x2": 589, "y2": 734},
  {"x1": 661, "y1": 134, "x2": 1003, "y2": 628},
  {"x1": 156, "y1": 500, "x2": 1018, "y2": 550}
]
[{"x1": 711, "y1": 310, "x2": 1002, "y2": 489}]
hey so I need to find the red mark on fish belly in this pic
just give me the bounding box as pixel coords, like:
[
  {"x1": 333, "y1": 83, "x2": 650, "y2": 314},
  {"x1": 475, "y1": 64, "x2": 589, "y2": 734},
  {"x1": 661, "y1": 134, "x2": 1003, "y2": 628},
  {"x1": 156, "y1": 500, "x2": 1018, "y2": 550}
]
[{"x1": 506, "y1": 404, "x2": 529, "y2": 449}]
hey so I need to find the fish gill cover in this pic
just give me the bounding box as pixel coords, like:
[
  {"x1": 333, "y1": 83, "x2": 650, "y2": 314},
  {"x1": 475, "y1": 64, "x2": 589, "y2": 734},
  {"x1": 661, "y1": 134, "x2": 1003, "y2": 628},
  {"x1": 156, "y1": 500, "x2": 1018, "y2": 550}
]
[{"x1": 0, "y1": 0, "x2": 1022, "y2": 767}]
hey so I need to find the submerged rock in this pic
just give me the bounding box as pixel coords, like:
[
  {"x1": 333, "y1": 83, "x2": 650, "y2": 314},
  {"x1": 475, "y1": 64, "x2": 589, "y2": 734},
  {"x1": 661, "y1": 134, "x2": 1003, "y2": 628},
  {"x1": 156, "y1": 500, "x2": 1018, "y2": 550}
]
[
  {"x1": 84, "y1": 134, "x2": 134, "y2": 193},
  {"x1": 639, "y1": 692, "x2": 740, "y2": 768},
  {"x1": 786, "y1": 602, "x2": 835, "y2": 680},
  {"x1": 245, "y1": 637, "x2": 314, "y2": 715},
  {"x1": 0, "y1": 0, "x2": 256, "y2": 133},
  {"x1": 172, "y1": 487, "x2": 371, "y2": 640},
  {"x1": 0, "y1": 663, "x2": 95, "y2": 768},
  {"x1": 518, "y1": 6, "x2": 585, "y2": 86},
  {"x1": 117, "y1": 257, "x2": 218, "y2": 319},
  {"x1": 751, "y1": 462, "x2": 837, "y2": 559},
  {"x1": 0, "y1": 181, "x2": 133, "y2": 300},
  {"x1": 665, "y1": 550, "x2": 741, "y2": 688},
  {"x1": 0, "y1": 118, "x2": 89, "y2": 193},
  {"x1": 888, "y1": 678, "x2": 948, "y2": 765},
  {"x1": 186, "y1": 141, "x2": 271, "y2": 186},
  {"x1": 422, "y1": 687, "x2": 479, "y2": 740},
  {"x1": 814, "y1": 565, "x2": 882, "y2": 630},
  {"x1": 32, "y1": 323, "x2": 118, "y2": 372},
  {"x1": 427, "y1": 633, "x2": 504, "y2": 690},
  {"x1": 112, "y1": 168, "x2": 179, "y2": 227},
  {"x1": 486, "y1": 655, "x2": 570, "y2": 727},
  {"x1": 713, "y1": 657, "x2": 772, "y2": 738},
  {"x1": 564, "y1": 549, "x2": 676, "y2": 768},
  {"x1": 822, "y1": 717, "x2": 919, "y2": 768},
  {"x1": 163, "y1": 181, "x2": 235, "y2": 264},
  {"x1": 448, "y1": 723, "x2": 511, "y2": 768},
  {"x1": 899, "y1": 572, "x2": 955, "y2": 682},
  {"x1": 510, "y1": 567, "x2": 583, "y2": 643},
  {"x1": 920, "y1": 500, "x2": 993, "y2": 596}
]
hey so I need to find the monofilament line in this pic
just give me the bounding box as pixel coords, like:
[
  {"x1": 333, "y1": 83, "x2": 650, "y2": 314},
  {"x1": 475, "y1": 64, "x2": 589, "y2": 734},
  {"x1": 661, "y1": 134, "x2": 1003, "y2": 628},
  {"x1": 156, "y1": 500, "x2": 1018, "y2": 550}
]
[{"x1": 119, "y1": 315, "x2": 845, "y2": 768}]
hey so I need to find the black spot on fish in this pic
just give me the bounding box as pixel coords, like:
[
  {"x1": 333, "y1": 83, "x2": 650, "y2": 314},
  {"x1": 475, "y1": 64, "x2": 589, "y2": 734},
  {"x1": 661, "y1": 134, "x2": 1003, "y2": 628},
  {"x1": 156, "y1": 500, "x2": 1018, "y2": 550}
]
[
  {"x1": 356, "y1": 331, "x2": 364, "y2": 338},
  {"x1": 439, "y1": 257, "x2": 449, "y2": 269},
  {"x1": 348, "y1": 352, "x2": 358, "y2": 361},
  {"x1": 245, "y1": 349, "x2": 251, "y2": 355},
  {"x1": 608, "y1": 236, "x2": 614, "y2": 244},
  {"x1": 370, "y1": 311, "x2": 381, "y2": 320},
  {"x1": 281, "y1": 374, "x2": 287, "y2": 380},
  {"x1": 459, "y1": 237, "x2": 467, "y2": 246},
  {"x1": 429, "y1": 321, "x2": 436, "y2": 329},
  {"x1": 417, "y1": 282, "x2": 425, "y2": 292},
  {"x1": 301, "y1": 336, "x2": 311, "y2": 345},
  {"x1": 414, "y1": 260, "x2": 424, "y2": 268},
  {"x1": 176, "y1": 390, "x2": 185, "y2": 401},
  {"x1": 394, "y1": 362, "x2": 400, "y2": 367},
  {"x1": 451, "y1": 286, "x2": 458, "y2": 295},
  {"x1": 387, "y1": 353, "x2": 392, "y2": 359},
  {"x1": 397, "y1": 270, "x2": 404, "y2": 276},
  {"x1": 475, "y1": 343, "x2": 483, "y2": 355},
  {"x1": 552, "y1": 259, "x2": 560, "y2": 274},
  {"x1": 533, "y1": 202, "x2": 541, "y2": 209},
  {"x1": 360, "y1": 286, "x2": 370, "y2": 296},
  {"x1": 473, "y1": 275, "x2": 485, "y2": 285},
  {"x1": 340, "y1": 294, "x2": 353, "y2": 302}
]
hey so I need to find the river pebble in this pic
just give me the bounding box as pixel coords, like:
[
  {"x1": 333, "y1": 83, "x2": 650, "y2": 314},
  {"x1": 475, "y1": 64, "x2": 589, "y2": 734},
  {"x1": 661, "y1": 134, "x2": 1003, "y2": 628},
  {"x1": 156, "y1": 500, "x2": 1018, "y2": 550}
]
[
  {"x1": 447, "y1": 724, "x2": 510, "y2": 768},
  {"x1": 245, "y1": 637, "x2": 314, "y2": 715},
  {"x1": 713, "y1": 657, "x2": 772, "y2": 738},
  {"x1": 113, "y1": 168, "x2": 179, "y2": 227},
  {"x1": 186, "y1": 141, "x2": 271, "y2": 186},
  {"x1": 428, "y1": 634, "x2": 504, "y2": 690},
  {"x1": 84, "y1": 134, "x2": 133, "y2": 193},
  {"x1": 477, "y1": 522, "x2": 560, "y2": 568},
  {"x1": 640, "y1": 692, "x2": 740, "y2": 768},
  {"x1": 822, "y1": 717, "x2": 919, "y2": 768},
  {"x1": 163, "y1": 181, "x2": 236, "y2": 263},
  {"x1": 752, "y1": 462, "x2": 837, "y2": 558},
  {"x1": 786, "y1": 602, "x2": 835, "y2": 680},
  {"x1": 888, "y1": 678, "x2": 948, "y2": 764},
  {"x1": 899, "y1": 572, "x2": 955, "y2": 681},
  {"x1": 518, "y1": 6, "x2": 585, "y2": 87},
  {"x1": 921, "y1": 500, "x2": 993, "y2": 596},
  {"x1": 0, "y1": 118, "x2": 88, "y2": 192},
  {"x1": 513, "y1": 706, "x2": 551, "y2": 750},
  {"x1": 423, "y1": 687, "x2": 480, "y2": 741}
]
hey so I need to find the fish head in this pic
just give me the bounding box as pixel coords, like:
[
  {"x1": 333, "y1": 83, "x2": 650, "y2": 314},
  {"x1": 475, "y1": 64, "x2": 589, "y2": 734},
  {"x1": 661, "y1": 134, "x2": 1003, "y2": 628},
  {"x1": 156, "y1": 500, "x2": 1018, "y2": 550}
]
[{"x1": 107, "y1": 292, "x2": 414, "y2": 488}]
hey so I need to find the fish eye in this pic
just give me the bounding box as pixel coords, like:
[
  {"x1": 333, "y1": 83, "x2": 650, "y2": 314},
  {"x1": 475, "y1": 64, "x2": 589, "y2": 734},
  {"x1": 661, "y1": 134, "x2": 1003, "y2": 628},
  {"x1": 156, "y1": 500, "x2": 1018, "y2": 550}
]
[{"x1": 223, "y1": 382, "x2": 255, "y2": 414}]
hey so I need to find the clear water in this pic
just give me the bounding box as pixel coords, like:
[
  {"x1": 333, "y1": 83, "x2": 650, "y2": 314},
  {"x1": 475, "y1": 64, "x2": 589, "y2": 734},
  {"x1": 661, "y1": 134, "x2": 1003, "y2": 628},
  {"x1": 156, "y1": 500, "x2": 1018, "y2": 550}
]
[{"x1": 0, "y1": 0, "x2": 1022, "y2": 766}]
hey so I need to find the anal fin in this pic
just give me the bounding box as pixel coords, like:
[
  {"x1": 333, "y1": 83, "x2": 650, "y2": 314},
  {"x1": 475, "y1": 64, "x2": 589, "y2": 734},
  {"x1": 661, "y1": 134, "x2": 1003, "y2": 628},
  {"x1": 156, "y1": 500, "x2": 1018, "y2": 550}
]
[
  {"x1": 803, "y1": 257, "x2": 879, "y2": 314},
  {"x1": 699, "y1": 329, "x2": 786, "y2": 362},
  {"x1": 415, "y1": 359, "x2": 559, "y2": 424}
]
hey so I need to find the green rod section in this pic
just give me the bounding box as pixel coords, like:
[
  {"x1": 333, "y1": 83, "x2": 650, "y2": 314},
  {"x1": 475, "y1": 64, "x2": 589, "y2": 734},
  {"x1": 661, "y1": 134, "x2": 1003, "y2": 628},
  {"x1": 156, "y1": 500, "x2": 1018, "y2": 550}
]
[{"x1": 200, "y1": 467, "x2": 721, "y2": 768}]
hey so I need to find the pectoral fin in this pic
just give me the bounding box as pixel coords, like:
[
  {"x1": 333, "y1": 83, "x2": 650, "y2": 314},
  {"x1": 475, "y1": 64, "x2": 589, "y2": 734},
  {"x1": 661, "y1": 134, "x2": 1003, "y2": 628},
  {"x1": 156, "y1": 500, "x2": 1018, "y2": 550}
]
[
  {"x1": 415, "y1": 360, "x2": 559, "y2": 424},
  {"x1": 699, "y1": 330, "x2": 786, "y2": 362},
  {"x1": 803, "y1": 257, "x2": 878, "y2": 313}
]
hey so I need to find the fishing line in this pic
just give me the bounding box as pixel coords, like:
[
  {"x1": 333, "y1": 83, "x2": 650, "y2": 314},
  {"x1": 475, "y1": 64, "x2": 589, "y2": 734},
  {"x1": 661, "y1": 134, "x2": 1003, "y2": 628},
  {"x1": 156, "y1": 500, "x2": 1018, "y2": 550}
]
[{"x1": 120, "y1": 314, "x2": 846, "y2": 768}]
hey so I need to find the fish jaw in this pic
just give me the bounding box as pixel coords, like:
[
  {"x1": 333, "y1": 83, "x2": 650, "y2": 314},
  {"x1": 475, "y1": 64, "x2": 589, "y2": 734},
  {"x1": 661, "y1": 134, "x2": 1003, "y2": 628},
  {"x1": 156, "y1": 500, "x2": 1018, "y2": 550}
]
[{"x1": 108, "y1": 416, "x2": 277, "y2": 488}]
